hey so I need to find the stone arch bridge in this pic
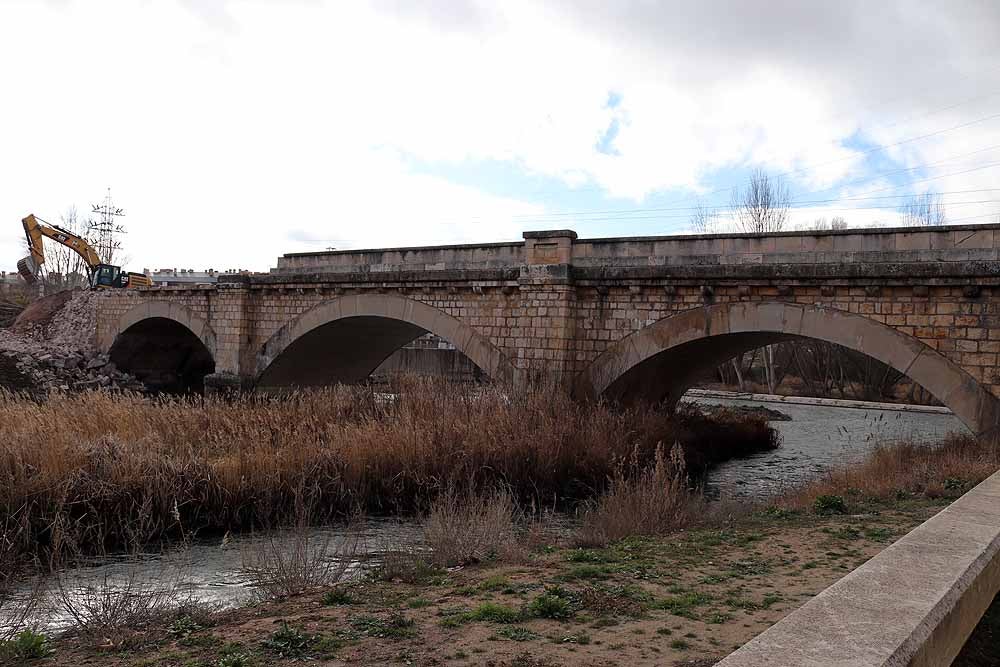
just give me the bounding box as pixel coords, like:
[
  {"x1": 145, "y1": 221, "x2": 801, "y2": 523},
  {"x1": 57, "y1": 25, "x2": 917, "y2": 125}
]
[{"x1": 96, "y1": 225, "x2": 1000, "y2": 439}]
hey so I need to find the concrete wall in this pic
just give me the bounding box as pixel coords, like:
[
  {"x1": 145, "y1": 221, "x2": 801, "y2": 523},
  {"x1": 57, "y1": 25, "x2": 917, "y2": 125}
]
[{"x1": 717, "y1": 469, "x2": 1000, "y2": 666}]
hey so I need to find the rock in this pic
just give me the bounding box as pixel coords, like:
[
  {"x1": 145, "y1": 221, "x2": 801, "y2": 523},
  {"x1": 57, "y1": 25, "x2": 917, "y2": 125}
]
[{"x1": 86, "y1": 357, "x2": 107, "y2": 370}]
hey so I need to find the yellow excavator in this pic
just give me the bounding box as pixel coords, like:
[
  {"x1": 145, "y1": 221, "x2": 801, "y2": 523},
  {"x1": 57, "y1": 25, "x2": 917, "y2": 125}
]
[{"x1": 16, "y1": 214, "x2": 152, "y2": 289}]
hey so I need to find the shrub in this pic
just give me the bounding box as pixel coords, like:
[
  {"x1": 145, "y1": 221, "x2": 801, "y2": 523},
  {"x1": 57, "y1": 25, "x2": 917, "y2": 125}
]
[
  {"x1": 0, "y1": 380, "x2": 778, "y2": 572},
  {"x1": 812, "y1": 495, "x2": 848, "y2": 516},
  {"x1": 321, "y1": 588, "x2": 353, "y2": 606},
  {"x1": 780, "y1": 434, "x2": 996, "y2": 510},
  {"x1": 0, "y1": 629, "x2": 52, "y2": 661},
  {"x1": 262, "y1": 622, "x2": 313, "y2": 657},
  {"x1": 528, "y1": 590, "x2": 574, "y2": 619},
  {"x1": 241, "y1": 521, "x2": 359, "y2": 600},
  {"x1": 576, "y1": 443, "x2": 698, "y2": 546},
  {"x1": 423, "y1": 488, "x2": 522, "y2": 567},
  {"x1": 53, "y1": 566, "x2": 181, "y2": 643},
  {"x1": 372, "y1": 547, "x2": 443, "y2": 584}
]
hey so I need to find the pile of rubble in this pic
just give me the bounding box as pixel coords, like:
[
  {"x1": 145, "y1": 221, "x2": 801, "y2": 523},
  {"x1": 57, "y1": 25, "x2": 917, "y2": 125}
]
[{"x1": 0, "y1": 289, "x2": 145, "y2": 394}]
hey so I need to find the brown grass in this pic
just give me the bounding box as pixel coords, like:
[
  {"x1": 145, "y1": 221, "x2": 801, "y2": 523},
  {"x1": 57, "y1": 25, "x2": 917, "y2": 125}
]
[
  {"x1": 778, "y1": 433, "x2": 999, "y2": 509},
  {"x1": 240, "y1": 520, "x2": 360, "y2": 600},
  {"x1": 0, "y1": 377, "x2": 777, "y2": 571},
  {"x1": 575, "y1": 443, "x2": 700, "y2": 546},
  {"x1": 422, "y1": 487, "x2": 523, "y2": 567}
]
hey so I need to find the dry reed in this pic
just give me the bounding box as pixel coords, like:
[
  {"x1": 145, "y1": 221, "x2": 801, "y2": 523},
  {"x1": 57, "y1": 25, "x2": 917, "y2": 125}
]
[
  {"x1": 0, "y1": 377, "x2": 776, "y2": 570},
  {"x1": 778, "y1": 433, "x2": 999, "y2": 509},
  {"x1": 575, "y1": 443, "x2": 699, "y2": 546},
  {"x1": 423, "y1": 487, "x2": 523, "y2": 567}
]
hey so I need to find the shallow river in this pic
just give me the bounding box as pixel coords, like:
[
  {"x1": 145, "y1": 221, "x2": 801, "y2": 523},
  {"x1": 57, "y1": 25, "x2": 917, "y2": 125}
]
[{"x1": 4, "y1": 394, "x2": 968, "y2": 630}]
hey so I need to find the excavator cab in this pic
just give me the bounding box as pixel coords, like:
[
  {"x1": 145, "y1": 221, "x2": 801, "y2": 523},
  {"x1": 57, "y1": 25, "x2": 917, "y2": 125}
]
[{"x1": 91, "y1": 264, "x2": 130, "y2": 289}]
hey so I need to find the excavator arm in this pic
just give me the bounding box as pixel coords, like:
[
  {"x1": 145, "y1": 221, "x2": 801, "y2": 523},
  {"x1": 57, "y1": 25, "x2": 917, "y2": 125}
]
[{"x1": 17, "y1": 213, "x2": 102, "y2": 285}]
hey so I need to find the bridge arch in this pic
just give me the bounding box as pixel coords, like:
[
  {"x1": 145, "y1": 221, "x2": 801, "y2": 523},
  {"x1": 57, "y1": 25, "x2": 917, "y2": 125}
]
[
  {"x1": 577, "y1": 301, "x2": 1000, "y2": 439},
  {"x1": 256, "y1": 294, "x2": 515, "y2": 388},
  {"x1": 101, "y1": 301, "x2": 217, "y2": 393}
]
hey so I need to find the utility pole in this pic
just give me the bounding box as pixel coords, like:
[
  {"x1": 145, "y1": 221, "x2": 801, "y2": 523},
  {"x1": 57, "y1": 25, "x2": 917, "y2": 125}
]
[{"x1": 87, "y1": 188, "x2": 126, "y2": 264}]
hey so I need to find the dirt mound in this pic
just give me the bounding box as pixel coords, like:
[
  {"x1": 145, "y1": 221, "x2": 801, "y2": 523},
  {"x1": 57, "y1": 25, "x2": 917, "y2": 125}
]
[{"x1": 12, "y1": 290, "x2": 75, "y2": 332}]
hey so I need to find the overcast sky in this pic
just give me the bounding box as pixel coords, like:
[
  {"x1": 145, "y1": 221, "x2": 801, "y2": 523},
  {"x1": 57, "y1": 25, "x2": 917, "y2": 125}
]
[{"x1": 1, "y1": 0, "x2": 998, "y2": 273}]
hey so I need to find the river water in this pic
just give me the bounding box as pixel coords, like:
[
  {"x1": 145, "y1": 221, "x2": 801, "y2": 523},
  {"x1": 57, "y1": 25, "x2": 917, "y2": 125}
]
[
  {"x1": 692, "y1": 394, "x2": 968, "y2": 497},
  {"x1": 3, "y1": 394, "x2": 968, "y2": 631}
]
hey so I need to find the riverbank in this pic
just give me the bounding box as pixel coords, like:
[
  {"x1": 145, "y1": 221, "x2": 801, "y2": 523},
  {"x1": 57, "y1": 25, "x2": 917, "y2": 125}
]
[
  {"x1": 38, "y1": 504, "x2": 953, "y2": 666},
  {"x1": 2, "y1": 432, "x2": 988, "y2": 666}
]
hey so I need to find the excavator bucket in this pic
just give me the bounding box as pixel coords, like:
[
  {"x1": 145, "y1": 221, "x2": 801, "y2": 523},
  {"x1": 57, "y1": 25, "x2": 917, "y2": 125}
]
[{"x1": 16, "y1": 255, "x2": 39, "y2": 284}]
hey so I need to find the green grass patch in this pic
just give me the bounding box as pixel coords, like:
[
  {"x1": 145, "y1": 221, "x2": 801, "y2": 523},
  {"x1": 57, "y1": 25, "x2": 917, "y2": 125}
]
[
  {"x1": 495, "y1": 626, "x2": 540, "y2": 641},
  {"x1": 262, "y1": 622, "x2": 314, "y2": 658},
  {"x1": 350, "y1": 612, "x2": 418, "y2": 639},
  {"x1": 528, "y1": 589, "x2": 575, "y2": 619},
  {"x1": 813, "y1": 495, "x2": 848, "y2": 515},
  {"x1": 0, "y1": 629, "x2": 53, "y2": 661},
  {"x1": 406, "y1": 597, "x2": 432, "y2": 609},
  {"x1": 322, "y1": 588, "x2": 354, "y2": 606},
  {"x1": 652, "y1": 591, "x2": 713, "y2": 619}
]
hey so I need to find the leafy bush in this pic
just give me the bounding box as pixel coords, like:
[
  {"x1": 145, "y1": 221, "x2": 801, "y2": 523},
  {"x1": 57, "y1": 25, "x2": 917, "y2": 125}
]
[
  {"x1": 262, "y1": 622, "x2": 313, "y2": 657},
  {"x1": 528, "y1": 591, "x2": 573, "y2": 619},
  {"x1": 813, "y1": 495, "x2": 848, "y2": 515},
  {"x1": 0, "y1": 629, "x2": 52, "y2": 661}
]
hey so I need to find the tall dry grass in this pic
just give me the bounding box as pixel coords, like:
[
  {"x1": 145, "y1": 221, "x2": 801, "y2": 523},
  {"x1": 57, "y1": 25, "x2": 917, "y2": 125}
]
[
  {"x1": 422, "y1": 487, "x2": 524, "y2": 567},
  {"x1": 575, "y1": 443, "x2": 700, "y2": 546},
  {"x1": 0, "y1": 377, "x2": 776, "y2": 570},
  {"x1": 778, "y1": 433, "x2": 999, "y2": 509}
]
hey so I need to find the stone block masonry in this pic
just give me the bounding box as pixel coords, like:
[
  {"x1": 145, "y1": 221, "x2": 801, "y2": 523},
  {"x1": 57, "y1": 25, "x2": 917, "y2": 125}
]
[{"x1": 95, "y1": 225, "x2": 1000, "y2": 438}]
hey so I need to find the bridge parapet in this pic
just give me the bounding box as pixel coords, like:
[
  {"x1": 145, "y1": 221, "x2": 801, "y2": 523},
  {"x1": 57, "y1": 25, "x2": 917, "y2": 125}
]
[{"x1": 272, "y1": 224, "x2": 1000, "y2": 274}]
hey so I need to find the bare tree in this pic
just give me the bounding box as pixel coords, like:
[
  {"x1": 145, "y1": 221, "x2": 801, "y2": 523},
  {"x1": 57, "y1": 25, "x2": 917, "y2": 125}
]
[
  {"x1": 730, "y1": 169, "x2": 790, "y2": 234},
  {"x1": 42, "y1": 207, "x2": 90, "y2": 290},
  {"x1": 690, "y1": 201, "x2": 722, "y2": 234},
  {"x1": 813, "y1": 216, "x2": 848, "y2": 231},
  {"x1": 729, "y1": 169, "x2": 790, "y2": 391},
  {"x1": 899, "y1": 192, "x2": 946, "y2": 227}
]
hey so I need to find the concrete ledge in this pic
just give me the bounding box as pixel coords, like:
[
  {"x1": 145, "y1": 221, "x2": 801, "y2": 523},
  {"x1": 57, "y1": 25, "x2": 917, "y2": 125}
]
[
  {"x1": 717, "y1": 470, "x2": 1000, "y2": 667},
  {"x1": 684, "y1": 388, "x2": 955, "y2": 416}
]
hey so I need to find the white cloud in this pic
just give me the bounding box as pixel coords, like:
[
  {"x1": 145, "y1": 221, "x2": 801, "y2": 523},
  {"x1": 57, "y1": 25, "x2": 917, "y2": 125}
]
[{"x1": 0, "y1": 0, "x2": 997, "y2": 273}]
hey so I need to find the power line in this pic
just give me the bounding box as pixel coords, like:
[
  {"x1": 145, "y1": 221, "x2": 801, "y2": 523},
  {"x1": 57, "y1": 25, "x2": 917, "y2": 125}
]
[{"x1": 437, "y1": 143, "x2": 1000, "y2": 225}]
